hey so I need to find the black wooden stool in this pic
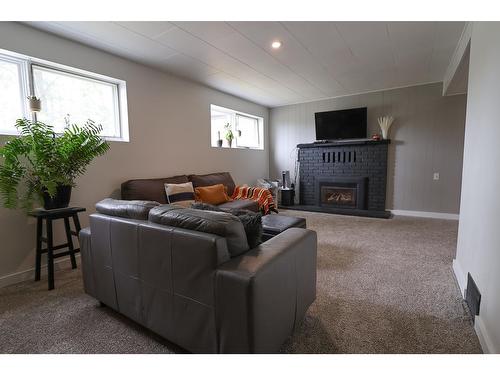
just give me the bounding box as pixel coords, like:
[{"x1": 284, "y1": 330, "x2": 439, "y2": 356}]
[{"x1": 28, "y1": 207, "x2": 86, "y2": 290}]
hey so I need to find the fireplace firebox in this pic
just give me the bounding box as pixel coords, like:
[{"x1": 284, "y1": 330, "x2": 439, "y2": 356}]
[
  {"x1": 317, "y1": 177, "x2": 367, "y2": 210},
  {"x1": 321, "y1": 186, "x2": 357, "y2": 208}
]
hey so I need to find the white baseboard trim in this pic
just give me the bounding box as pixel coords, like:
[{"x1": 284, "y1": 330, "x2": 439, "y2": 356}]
[
  {"x1": 390, "y1": 209, "x2": 459, "y2": 220},
  {"x1": 0, "y1": 255, "x2": 80, "y2": 289},
  {"x1": 475, "y1": 315, "x2": 496, "y2": 354},
  {"x1": 452, "y1": 258, "x2": 467, "y2": 297}
]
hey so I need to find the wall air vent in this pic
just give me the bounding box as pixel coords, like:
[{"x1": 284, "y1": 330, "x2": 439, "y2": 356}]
[
  {"x1": 465, "y1": 272, "x2": 481, "y2": 322},
  {"x1": 322, "y1": 150, "x2": 356, "y2": 164}
]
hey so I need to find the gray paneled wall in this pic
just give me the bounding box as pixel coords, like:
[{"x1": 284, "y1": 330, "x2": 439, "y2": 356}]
[{"x1": 269, "y1": 82, "x2": 466, "y2": 214}]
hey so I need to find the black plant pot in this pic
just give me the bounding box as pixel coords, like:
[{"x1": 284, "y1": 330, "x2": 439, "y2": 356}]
[{"x1": 42, "y1": 185, "x2": 72, "y2": 210}]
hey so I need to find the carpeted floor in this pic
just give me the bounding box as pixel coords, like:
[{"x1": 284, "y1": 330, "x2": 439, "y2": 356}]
[{"x1": 0, "y1": 212, "x2": 482, "y2": 354}]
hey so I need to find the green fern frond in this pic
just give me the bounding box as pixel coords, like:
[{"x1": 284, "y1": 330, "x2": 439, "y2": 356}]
[{"x1": 0, "y1": 118, "x2": 110, "y2": 210}]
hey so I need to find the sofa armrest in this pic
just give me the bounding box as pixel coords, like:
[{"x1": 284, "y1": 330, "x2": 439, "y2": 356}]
[
  {"x1": 79, "y1": 227, "x2": 95, "y2": 297},
  {"x1": 215, "y1": 228, "x2": 317, "y2": 353},
  {"x1": 79, "y1": 221, "x2": 120, "y2": 311}
]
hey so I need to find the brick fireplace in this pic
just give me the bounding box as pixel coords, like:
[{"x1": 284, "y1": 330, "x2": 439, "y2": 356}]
[{"x1": 296, "y1": 139, "x2": 390, "y2": 218}]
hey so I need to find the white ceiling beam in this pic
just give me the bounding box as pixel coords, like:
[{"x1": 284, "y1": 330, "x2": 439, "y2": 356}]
[{"x1": 442, "y1": 22, "x2": 472, "y2": 96}]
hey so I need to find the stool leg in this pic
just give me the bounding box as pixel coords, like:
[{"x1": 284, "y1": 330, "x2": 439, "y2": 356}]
[
  {"x1": 46, "y1": 218, "x2": 55, "y2": 290},
  {"x1": 64, "y1": 217, "x2": 77, "y2": 269},
  {"x1": 35, "y1": 218, "x2": 42, "y2": 281},
  {"x1": 72, "y1": 213, "x2": 82, "y2": 235}
]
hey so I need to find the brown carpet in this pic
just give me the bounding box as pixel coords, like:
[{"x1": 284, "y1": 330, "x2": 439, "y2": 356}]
[{"x1": 0, "y1": 212, "x2": 482, "y2": 353}]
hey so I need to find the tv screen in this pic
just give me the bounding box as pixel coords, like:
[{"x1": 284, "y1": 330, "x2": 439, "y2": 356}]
[{"x1": 315, "y1": 107, "x2": 367, "y2": 140}]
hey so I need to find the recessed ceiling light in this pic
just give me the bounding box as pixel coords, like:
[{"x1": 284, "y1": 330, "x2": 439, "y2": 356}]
[{"x1": 271, "y1": 40, "x2": 282, "y2": 49}]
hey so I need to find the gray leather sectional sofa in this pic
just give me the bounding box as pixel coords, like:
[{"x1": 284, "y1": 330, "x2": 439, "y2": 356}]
[{"x1": 80, "y1": 199, "x2": 317, "y2": 353}]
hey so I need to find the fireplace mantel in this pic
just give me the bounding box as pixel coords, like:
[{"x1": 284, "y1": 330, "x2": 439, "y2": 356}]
[{"x1": 297, "y1": 139, "x2": 390, "y2": 148}]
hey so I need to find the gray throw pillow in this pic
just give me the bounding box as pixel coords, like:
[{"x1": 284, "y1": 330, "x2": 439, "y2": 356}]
[{"x1": 149, "y1": 205, "x2": 249, "y2": 257}]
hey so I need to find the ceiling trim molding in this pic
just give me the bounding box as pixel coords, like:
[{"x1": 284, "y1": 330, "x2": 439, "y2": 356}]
[{"x1": 443, "y1": 22, "x2": 472, "y2": 96}]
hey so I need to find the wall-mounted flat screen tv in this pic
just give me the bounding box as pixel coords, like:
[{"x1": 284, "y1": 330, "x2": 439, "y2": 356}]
[{"x1": 315, "y1": 107, "x2": 367, "y2": 140}]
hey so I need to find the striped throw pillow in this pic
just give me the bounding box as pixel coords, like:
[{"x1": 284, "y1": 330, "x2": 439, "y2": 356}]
[{"x1": 164, "y1": 182, "x2": 195, "y2": 207}]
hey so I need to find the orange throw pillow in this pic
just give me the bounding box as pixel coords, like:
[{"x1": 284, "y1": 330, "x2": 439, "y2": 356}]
[{"x1": 194, "y1": 184, "x2": 231, "y2": 205}]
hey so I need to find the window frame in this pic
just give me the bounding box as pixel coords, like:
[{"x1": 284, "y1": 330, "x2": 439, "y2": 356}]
[
  {"x1": 235, "y1": 113, "x2": 261, "y2": 149},
  {"x1": 210, "y1": 104, "x2": 264, "y2": 151},
  {"x1": 0, "y1": 53, "x2": 31, "y2": 135},
  {"x1": 0, "y1": 47, "x2": 129, "y2": 142}
]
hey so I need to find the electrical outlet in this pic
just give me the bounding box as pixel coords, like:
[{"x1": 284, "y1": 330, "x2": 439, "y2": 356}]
[{"x1": 433, "y1": 172, "x2": 440, "y2": 181}]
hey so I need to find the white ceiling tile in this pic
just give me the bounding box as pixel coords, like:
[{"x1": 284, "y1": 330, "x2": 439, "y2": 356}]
[
  {"x1": 175, "y1": 21, "x2": 324, "y2": 99},
  {"x1": 156, "y1": 25, "x2": 305, "y2": 101},
  {"x1": 116, "y1": 21, "x2": 176, "y2": 39},
  {"x1": 23, "y1": 21, "x2": 465, "y2": 107},
  {"x1": 203, "y1": 72, "x2": 292, "y2": 107},
  {"x1": 229, "y1": 22, "x2": 345, "y2": 96},
  {"x1": 335, "y1": 22, "x2": 395, "y2": 66},
  {"x1": 387, "y1": 22, "x2": 437, "y2": 50},
  {"x1": 159, "y1": 54, "x2": 219, "y2": 80},
  {"x1": 49, "y1": 21, "x2": 178, "y2": 62},
  {"x1": 281, "y1": 22, "x2": 356, "y2": 69},
  {"x1": 172, "y1": 22, "x2": 237, "y2": 43},
  {"x1": 387, "y1": 21, "x2": 437, "y2": 82}
]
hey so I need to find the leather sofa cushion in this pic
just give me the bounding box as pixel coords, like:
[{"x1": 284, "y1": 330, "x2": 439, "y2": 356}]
[
  {"x1": 121, "y1": 175, "x2": 189, "y2": 203},
  {"x1": 191, "y1": 203, "x2": 263, "y2": 249},
  {"x1": 96, "y1": 198, "x2": 160, "y2": 220},
  {"x1": 218, "y1": 199, "x2": 259, "y2": 212},
  {"x1": 149, "y1": 205, "x2": 249, "y2": 257},
  {"x1": 189, "y1": 172, "x2": 236, "y2": 197},
  {"x1": 194, "y1": 184, "x2": 231, "y2": 205},
  {"x1": 262, "y1": 214, "x2": 307, "y2": 236}
]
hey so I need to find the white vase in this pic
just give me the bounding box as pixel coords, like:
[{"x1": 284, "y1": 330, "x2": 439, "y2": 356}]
[
  {"x1": 378, "y1": 116, "x2": 394, "y2": 140},
  {"x1": 381, "y1": 127, "x2": 389, "y2": 140},
  {"x1": 28, "y1": 98, "x2": 41, "y2": 112}
]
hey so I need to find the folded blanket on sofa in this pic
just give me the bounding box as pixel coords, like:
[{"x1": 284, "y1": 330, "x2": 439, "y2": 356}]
[{"x1": 231, "y1": 186, "x2": 277, "y2": 215}]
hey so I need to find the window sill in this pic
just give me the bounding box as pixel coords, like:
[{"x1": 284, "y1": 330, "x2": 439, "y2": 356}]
[
  {"x1": 211, "y1": 145, "x2": 264, "y2": 151},
  {"x1": 103, "y1": 135, "x2": 129, "y2": 143}
]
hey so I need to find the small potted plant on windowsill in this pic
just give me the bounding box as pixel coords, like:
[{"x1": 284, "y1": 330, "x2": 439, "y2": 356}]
[
  {"x1": 224, "y1": 122, "x2": 234, "y2": 148},
  {"x1": 0, "y1": 118, "x2": 110, "y2": 210}
]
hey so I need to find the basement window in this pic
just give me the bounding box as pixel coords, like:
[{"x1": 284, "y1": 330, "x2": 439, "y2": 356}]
[
  {"x1": 0, "y1": 48, "x2": 129, "y2": 141},
  {"x1": 0, "y1": 56, "x2": 28, "y2": 133},
  {"x1": 210, "y1": 104, "x2": 264, "y2": 150}
]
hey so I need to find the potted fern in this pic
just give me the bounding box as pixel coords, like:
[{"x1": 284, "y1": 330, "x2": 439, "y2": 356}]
[{"x1": 0, "y1": 118, "x2": 110, "y2": 210}]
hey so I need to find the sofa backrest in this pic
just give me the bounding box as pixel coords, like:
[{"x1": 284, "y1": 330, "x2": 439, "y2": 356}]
[
  {"x1": 188, "y1": 172, "x2": 236, "y2": 197},
  {"x1": 121, "y1": 175, "x2": 189, "y2": 203},
  {"x1": 95, "y1": 198, "x2": 159, "y2": 220},
  {"x1": 121, "y1": 172, "x2": 237, "y2": 203},
  {"x1": 149, "y1": 204, "x2": 249, "y2": 257}
]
